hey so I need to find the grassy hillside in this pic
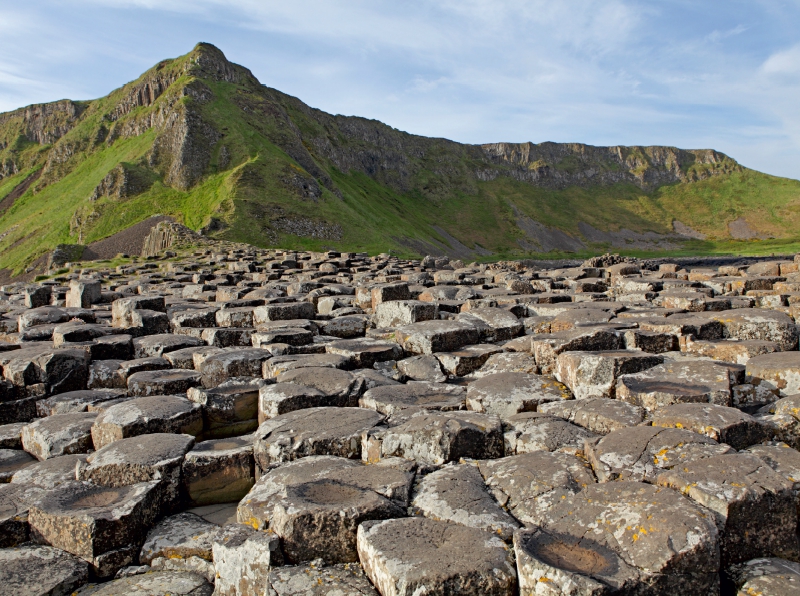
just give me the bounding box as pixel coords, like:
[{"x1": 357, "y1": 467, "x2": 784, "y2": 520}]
[{"x1": 0, "y1": 43, "x2": 798, "y2": 274}]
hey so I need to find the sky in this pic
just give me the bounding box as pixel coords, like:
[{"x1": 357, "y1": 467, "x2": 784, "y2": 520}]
[{"x1": 1, "y1": 0, "x2": 799, "y2": 179}]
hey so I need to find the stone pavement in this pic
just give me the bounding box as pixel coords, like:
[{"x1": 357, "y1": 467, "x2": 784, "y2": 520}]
[{"x1": 2, "y1": 248, "x2": 800, "y2": 594}]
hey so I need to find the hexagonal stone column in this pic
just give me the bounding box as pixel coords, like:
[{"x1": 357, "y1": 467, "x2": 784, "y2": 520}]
[
  {"x1": 276, "y1": 366, "x2": 362, "y2": 406},
  {"x1": 182, "y1": 435, "x2": 254, "y2": 505},
  {"x1": 479, "y1": 451, "x2": 596, "y2": 526},
  {"x1": 212, "y1": 524, "x2": 284, "y2": 596},
  {"x1": 555, "y1": 349, "x2": 663, "y2": 399},
  {"x1": 0, "y1": 544, "x2": 88, "y2": 596},
  {"x1": 268, "y1": 562, "x2": 379, "y2": 596},
  {"x1": 539, "y1": 396, "x2": 645, "y2": 434},
  {"x1": 503, "y1": 412, "x2": 599, "y2": 457},
  {"x1": 747, "y1": 352, "x2": 800, "y2": 396},
  {"x1": 36, "y1": 388, "x2": 126, "y2": 416},
  {"x1": 514, "y1": 482, "x2": 720, "y2": 595},
  {"x1": 360, "y1": 381, "x2": 465, "y2": 416},
  {"x1": 188, "y1": 378, "x2": 262, "y2": 438},
  {"x1": 395, "y1": 320, "x2": 481, "y2": 355},
  {"x1": 21, "y1": 412, "x2": 96, "y2": 460},
  {"x1": 466, "y1": 372, "x2": 570, "y2": 420},
  {"x1": 377, "y1": 411, "x2": 503, "y2": 465},
  {"x1": 91, "y1": 395, "x2": 202, "y2": 449},
  {"x1": 657, "y1": 452, "x2": 799, "y2": 565},
  {"x1": 357, "y1": 517, "x2": 517, "y2": 595},
  {"x1": 616, "y1": 360, "x2": 733, "y2": 412},
  {"x1": 199, "y1": 348, "x2": 271, "y2": 387},
  {"x1": 77, "y1": 433, "x2": 194, "y2": 509},
  {"x1": 651, "y1": 403, "x2": 773, "y2": 449},
  {"x1": 410, "y1": 463, "x2": 519, "y2": 539},
  {"x1": 253, "y1": 407, "x2": 384, "y2": 469},
  {"x1": 80, "y1": 570, "x2": 213, "y2": 595},
  {"x1": 127, "y1": 369, "x2": 202, "y2": 397},
  {"x1": 586, "y1": 425, "x2": 733, "y2": 483},
  {"x1": 28, "y1": 479, "x2": 163, "y2": 576},
  {"x1": 139, "y1": 512, "x2": 218, "y2": 582}
]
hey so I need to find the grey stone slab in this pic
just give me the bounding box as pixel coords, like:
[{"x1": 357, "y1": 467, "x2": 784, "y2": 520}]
[
  {"x1": 657, "y1": 453, "x2": 799, "y2": 565},
  {"x1": 514, "y1": 482, "x2": 720, "y2": 595},
  {"x1": 503, "y1": 411, "x2": 599, "y2": 457},
  {"x1": 479, "y1": 451, "x2": 596, "y2": 526},
  {"x1": 586, "y1": 425, "x2": 733, "y2": 483},
  {"x1": 0, "y1": 544, "x2": 88, "y2": 596},
  {"x1": 466, "y1": 372, "x2": 570, "y2": 420},
  {"x1": 357, "y1": 517, "x2": 517, "y2": 595},
  {"x1": 411, "y1": 463, "x2": 519, "y2": 539},
  {"x1": 21, "y1": 412, "x2": 96, "y2": 460},
  {"x1": 253, "y1": 407, "x2": 384, "y2": 469}
]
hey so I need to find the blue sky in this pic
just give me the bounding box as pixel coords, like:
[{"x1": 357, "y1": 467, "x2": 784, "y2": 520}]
[{"x1": 2, "y1": 0, "x2": 799, "y2": 179}]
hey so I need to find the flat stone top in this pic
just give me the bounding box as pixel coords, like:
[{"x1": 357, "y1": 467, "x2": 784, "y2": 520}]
[
  {"x1": 265, "y1": 354, "x2": 349, "y2": 376},
  {"x1": 86, "y1": 433, "x2": 195, "y2": 468},
  {"x1": 128, "y1": 369, "x2": 202, "y2": 381},
  {"x1": 748, "y1": 351, "x2": 800, "y2": 370},
  {"x1": 396, "y1": 320, "x2": 478, "y2": 334},
  {"x1": 539, "y1": 397, "x2": 645, "y2": 433},
  {"x1": 79, "y1": 570, "x2": 212, "y2": 596},
  {"x1": 771, "y1": 394, "x2": 800, "y2": 418},
  {"x1": 188, "y1": 435, "x2": 253, "y2": 456},
  {"x1": 37, "y1": 389, "x2": 127, "y2": 414},
  {"x1": 467, "y1": 372, "x2": 571, "y2": 399},
  {"x1": 361, "y1": 382, "x2": 465, "y2": 413},
  {"x1": 255, "y1": 407, "x2": 385, "y2": 441},
  {"x1": 651, "y1": 402, "x2": 757, "y2": 427},
  {"x1": 748, "y1": 442, "x2": 800, "y2": 488},
  {"x1": 0, "y1": 544, "x2": 87, "y2": 596},
  {"x1": 656, "y1": 452, "x2": 794, "y2": 506},
  {"x1": 0, "y1": 449, "x2": 36, "y2": 476},
  {"x1": 326, "y1": 338, "x2": 401, "y2": 352},
  {"x1": 711, "y1": 308, "x2": 796, "y2": 323},
  {"x1": 241, "y1": 455, "x2": 414, "y2": 516},
  {"x1": 96, "y1": 395, "x2": 199, "y2": 426},
  {"x1": 357, "y1": 517, "x2": 516, "y2": 586},
  {"x1": 587, "y1": 425, "x2": 733, "y2": 482},
  {"x1": 268, "y1": 562, "x2": 378, "y2": 596},
  {"x1": 11, "y1": 454, "x2": 88, "y2": 489},
  {"x1": 388, "y1": 410, "x2": 501, "y2": 434},
  {"x1": 277, "y1": 367, "x2": 356, "y2": 395},
  {"x1": 532, "y1": 481, "x2": 720, "y2": 575},
  {"x1": 30, "y1": 479, "x2": 160, "y2": 517},
  {"x1": 140, "y1": 512, "x2": 218, "y2": 564},
  {"x1": 23, "y1": 411, "x2": 97, "y2": 431}
]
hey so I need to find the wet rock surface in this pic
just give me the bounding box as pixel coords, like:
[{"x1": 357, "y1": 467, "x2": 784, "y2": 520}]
[{"x1": 3, "y1": 249, "x2": 800, "y2": 592}]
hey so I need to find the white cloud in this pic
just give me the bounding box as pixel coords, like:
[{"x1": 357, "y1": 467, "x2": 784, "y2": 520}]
[{"x1": 762, "y1": 44, "x2": 800, "y2": 74}]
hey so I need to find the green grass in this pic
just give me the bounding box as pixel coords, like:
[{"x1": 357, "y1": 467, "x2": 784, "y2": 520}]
[
  {"x1": 2, "y1": 42, "x2": 800, "y2": 275},
  {"x1": 0, "y1": 131, "x2": 156, "y2": 271}
]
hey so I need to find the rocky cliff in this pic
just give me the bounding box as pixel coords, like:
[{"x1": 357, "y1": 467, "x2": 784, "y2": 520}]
[{"x1": 0, "y1": 43, "x2": 796, "y2": 273}]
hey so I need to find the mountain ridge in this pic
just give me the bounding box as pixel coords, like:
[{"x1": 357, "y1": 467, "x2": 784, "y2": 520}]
[{"x1": 1, "y1": 42, "x2": 798, "y2": 274}]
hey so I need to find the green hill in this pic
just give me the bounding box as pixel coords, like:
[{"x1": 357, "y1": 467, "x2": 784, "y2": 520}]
[{"x1": 1, "y1": 43, "x2": 799, "y2": 274}]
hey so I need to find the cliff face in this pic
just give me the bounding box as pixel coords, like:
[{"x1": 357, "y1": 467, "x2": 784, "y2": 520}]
[
  {"x1": 0, "y1": 42, "x2": 796, "y2": 273},
  {"x1": 0, "y1": 42, "x2": 742, "y2": 196}
]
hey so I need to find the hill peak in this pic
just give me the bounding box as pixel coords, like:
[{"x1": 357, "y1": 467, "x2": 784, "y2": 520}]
[{"x1": 0, "y1": 43, "x2": 798, "y2": 275}]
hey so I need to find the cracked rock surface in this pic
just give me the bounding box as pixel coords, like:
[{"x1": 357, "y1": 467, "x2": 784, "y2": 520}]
[{"x1": 3, "y1": 248, "x2": 800, "y2": 592}]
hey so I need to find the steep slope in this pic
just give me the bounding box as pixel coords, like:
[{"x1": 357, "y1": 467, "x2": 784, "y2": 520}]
[{"x1": 1, "y1": 43, "x2": 799, "y2": 273}]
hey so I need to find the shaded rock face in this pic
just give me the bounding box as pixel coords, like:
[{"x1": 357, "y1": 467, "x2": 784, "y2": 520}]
[
  {"x1": 1, "y1": 41, "x2": 760, "y2": 273},
  {"x1": 5, "y1": 247, "x2": 800, "y2": 593},
  {"x1": 481, "y1": 141, "x2": 740, "y2": 190}
]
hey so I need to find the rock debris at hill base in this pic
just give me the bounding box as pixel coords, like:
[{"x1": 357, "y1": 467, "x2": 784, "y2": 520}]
[{"x1": 2, "y1": 246, "x2": 800, "y2": 595}]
